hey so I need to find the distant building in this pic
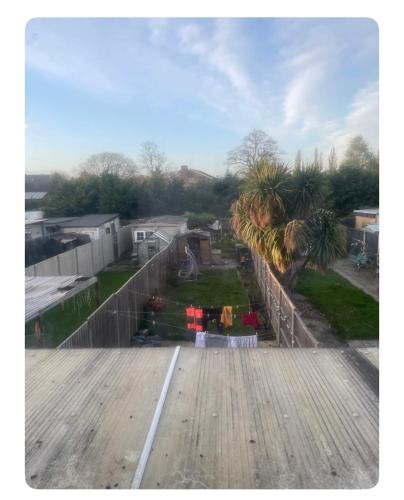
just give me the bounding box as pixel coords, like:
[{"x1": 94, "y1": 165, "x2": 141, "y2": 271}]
[
  {"x1": 353, "y1": 208, "x2": 379, "y2": 229},
  {"x1": 131, "y1": 215, "x2": 188, "y2": 266},
  {"x1": 59, "y1": 214, "x2": 120, "y2": 240},
  {"x1": 25, "y1": 192, "x2": 48, "y2": 200},
  {"x1": 132, "y1": 215, "x2": 188, "y2": 244},
  {"x1": 25, "y1": 174, "x2": 53, "y2": 192},
  {"x1": 177, "y1": 165, "x2": 215, "y2": 187}
]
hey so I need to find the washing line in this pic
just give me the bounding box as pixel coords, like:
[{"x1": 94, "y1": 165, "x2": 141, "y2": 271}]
[{"x1": 126, "y1": 287, "x2": 263, "y2": 309}]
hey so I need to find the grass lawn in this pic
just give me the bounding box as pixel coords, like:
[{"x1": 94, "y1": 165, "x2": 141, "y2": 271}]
[
  {"x1": 146, "y1": 268, "x2": 254, "y2": 340},
  {"x1": 25, "y1": 271, "x2": 134, "y2": 348},
  {"x1": 295, "y1": 269, "x2": 379, "y2": 340}
]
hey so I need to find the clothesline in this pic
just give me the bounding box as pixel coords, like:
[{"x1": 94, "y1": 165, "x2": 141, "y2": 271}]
[
  {"x1": 106, "y1": 308, "x2": 263, "y2": 334},
  {"x1": 106, "y1": 309, "x2": 190, "y2": 333},
  {"x1": 127, "y1": 288, "x2": 263, "y2": 310}
]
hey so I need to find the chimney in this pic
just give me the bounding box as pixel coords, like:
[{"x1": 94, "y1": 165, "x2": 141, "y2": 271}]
[{"x1": 180, "y1": 165, "x2": 189, "y2": 179}]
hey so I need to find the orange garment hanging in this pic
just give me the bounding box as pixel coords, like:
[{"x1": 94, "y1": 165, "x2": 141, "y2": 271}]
[{"x1": 220, "y1": 306, "x2": 233, "y2": 328}]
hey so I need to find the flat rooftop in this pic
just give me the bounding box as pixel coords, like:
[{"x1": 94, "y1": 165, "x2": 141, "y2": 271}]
[{"x1": 26, "y1": 348, "x2": 378, "y2": 489}]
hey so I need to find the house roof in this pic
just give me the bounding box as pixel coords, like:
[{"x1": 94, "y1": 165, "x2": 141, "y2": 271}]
[
  {"x1": 188, "y1": 168, "x2": 215, "y2": 179},
  {"x1": 44, "y1": 217, "x2": 79, "y2": 225},
  {"x1": 25, "y1": 347, "x2": 379, "y2": 489},
  {"x1": 25, "y1": 191, "x2": 48, "y2": 200},
  {"x1": 183, "y1": 229, "x2": 211, "y2": 238},
  {"x1": 60, "y1": 214, "x2": 119, "y2": 228},
  {"x1": 135, "y1": 215, "x2": 188, "y2": 226},
  {"x1": 353, "y1": 208, "x2": 379, "y2": 216}
]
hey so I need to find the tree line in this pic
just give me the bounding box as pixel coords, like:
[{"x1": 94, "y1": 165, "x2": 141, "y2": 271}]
[{"x1": 29, "y1": 131, "x2": 378, "y2": 221}]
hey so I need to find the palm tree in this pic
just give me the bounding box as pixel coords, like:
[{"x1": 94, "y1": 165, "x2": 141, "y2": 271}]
[{"x1": 231, "y1": 159, "x2": 346, "y2": 289}]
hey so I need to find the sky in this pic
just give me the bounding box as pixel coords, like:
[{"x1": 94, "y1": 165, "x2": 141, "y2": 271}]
[{"x1": 25, "y1": 17, "x2": 379, "y2": 175}]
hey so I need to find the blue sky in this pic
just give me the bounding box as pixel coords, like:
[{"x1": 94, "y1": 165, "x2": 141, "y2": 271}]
[{"x1": 25, "y1": 18, "x2": 378, "y2": 175}]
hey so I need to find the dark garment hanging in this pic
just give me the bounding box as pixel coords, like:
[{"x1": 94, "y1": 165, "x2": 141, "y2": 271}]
[
  {"x1": 202, "y1": 307, "x2": 224, "y2": 333},
  {"x1": 242, "y1": 311, "x2": 260, "y2": 330}
]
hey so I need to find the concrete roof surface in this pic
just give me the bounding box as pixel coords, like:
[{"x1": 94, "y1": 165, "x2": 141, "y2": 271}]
[
  {"x1": 134, "y1": 215, "x2": 188, "y2": 226},
  {"x1": 60, "y1": 214, "x2": 119, "y2": 227},
  {"x1": 26, "y1": 347, "x2": 378, "y2": 489}
]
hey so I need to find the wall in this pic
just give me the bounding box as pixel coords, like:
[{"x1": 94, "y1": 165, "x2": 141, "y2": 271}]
[
  {"x1": 355, "y1": 215, "x2": 378, "y2": 229},
  {"x1": 132, "y1": 223, "x2": 185, "y2": 243},
  {"x1": 61, "y1": 226, "x2": 100, "y2": 240},
  {"x1": 25, "y1": 223, "x2": 45, "y2": 240},
  {"x1": 60, "y1": 218, "x2": 120, "y2": 240},
  {"x1": 25, "y1": 225, "x2": 133, "y2": 278},
  {"x1": 25, "y1": 210, "x2": 44, "y2": 221}
]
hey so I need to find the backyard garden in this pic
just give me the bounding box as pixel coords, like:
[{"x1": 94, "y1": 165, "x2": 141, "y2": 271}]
[
  {"x1": 138, "y1": 266, "x2": 268, "y2": 341},
  {"x1": 295, "y1": 268, "x2": 379, "y2": 341}
]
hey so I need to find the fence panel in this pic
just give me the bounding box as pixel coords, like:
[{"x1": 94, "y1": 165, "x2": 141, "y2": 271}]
[
  {"x1": 91, "y1": 238, "x2": 104, "y2": 274},
  {"x1": 76, "y1": 244, "x2": 93, "y2": 277},
  {"x1": 58, "y1": 239, "x2": 178, "y2": 349},
  {"x1": 252, "y1": 251, "x2": 318, "y2": 348},
  {"x1": 35, "y1": 255, "x2": 59, "y2": 276},
  {"x1": 59, "y1": 248, "x2": 77, "y2": 275},
  {"x1": 26, "y1": 226, "x2": 134, "y2": 278}
]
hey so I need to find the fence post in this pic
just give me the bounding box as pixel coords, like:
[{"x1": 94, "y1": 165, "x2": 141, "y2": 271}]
[
  {"x1": 133, "y1": 283, "x2": 138, "y2": 333},
  {"x1": 115, "y1": 293, "x2": 121, "y2": 347},
  {"x1": 86, "y1": 321, "x2": 92, "y2": 348},
  {"x1": 90, "y1": 241, "x2": 95, "y2": 277},
  {"x1": 291, "y1": 306, "x2": 295, "y2": 348},
  {"x1": 101, "y1": 237, "x2": 105, "y2": 268},
  {"x1": 277, "y1": 285, "x2": 281, "y2": 346},
  {"x1": 74, "y1": 248, "x2": 79, "y2": 275}
]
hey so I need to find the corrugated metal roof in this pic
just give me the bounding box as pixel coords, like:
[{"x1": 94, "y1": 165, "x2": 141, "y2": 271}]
[
  {"x1": 60, "y1": 214, "x2": 119, "y2": 228},
  {"x1": 353, "y1": 208, "x2": 379, "y2": 216},
  {"x1": 25, "y1": 275, "x2": 97, "y2": 321},
  {"x1": 25, "y1": 348, "x2": 378, "y2": 489},
  {"x1": 25, "y1": 191, "x2": 48, "y2": 200},
  {"x1": 136, "y1": 215, "x2": 187, "y2": 226}
]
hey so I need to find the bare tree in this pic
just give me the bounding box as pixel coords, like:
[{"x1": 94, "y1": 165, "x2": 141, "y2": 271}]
[
  {"x1": 138, "y1": 141, "x2": 168, "y2": 175},
  {"x1": 342, "y1": 135, "x2": 374, "y2": 169},
  {"x1": 328, "y1": 147, "x2": 338, "y2": 171},
  {"x1": 319, "y1": 151, "x2": 324, "y2": 170},
  {"x1": 295, "y1": 150, "x2": 303, "y2": 169},
  {"x1": 226, "y1": 129, "x2": 282, "y2": 172},
  {"x1": 80, "y1": 152, "x2": 137, "y2": 177}
]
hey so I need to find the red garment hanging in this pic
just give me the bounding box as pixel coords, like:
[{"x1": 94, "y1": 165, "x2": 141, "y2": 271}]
[
  {"x1": 186, "y1": 307, "x2": 203, "y2": 331},
  {"x1": 242, "y1": 311, "x2": 260, "y2": 330}
]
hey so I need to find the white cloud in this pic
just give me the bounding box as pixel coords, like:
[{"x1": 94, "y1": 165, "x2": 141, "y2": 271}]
[
  {"x1": 322, "y1": 82, "x2": 379, "y2": 157},
  {"x1": 283, "y1": 59, "x2": 325, "y2": 127}
]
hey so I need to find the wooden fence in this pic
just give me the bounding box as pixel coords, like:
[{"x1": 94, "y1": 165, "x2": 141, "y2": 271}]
[
  {"x1": 25, "y1": 225, "x2": 133, "y2": 278},
  {"x1": 252, "y1": 252, "x2": 319, "y2": 348},
  {"x1": 57, "y1": 239, "x2": 178, "y2": 348}
]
